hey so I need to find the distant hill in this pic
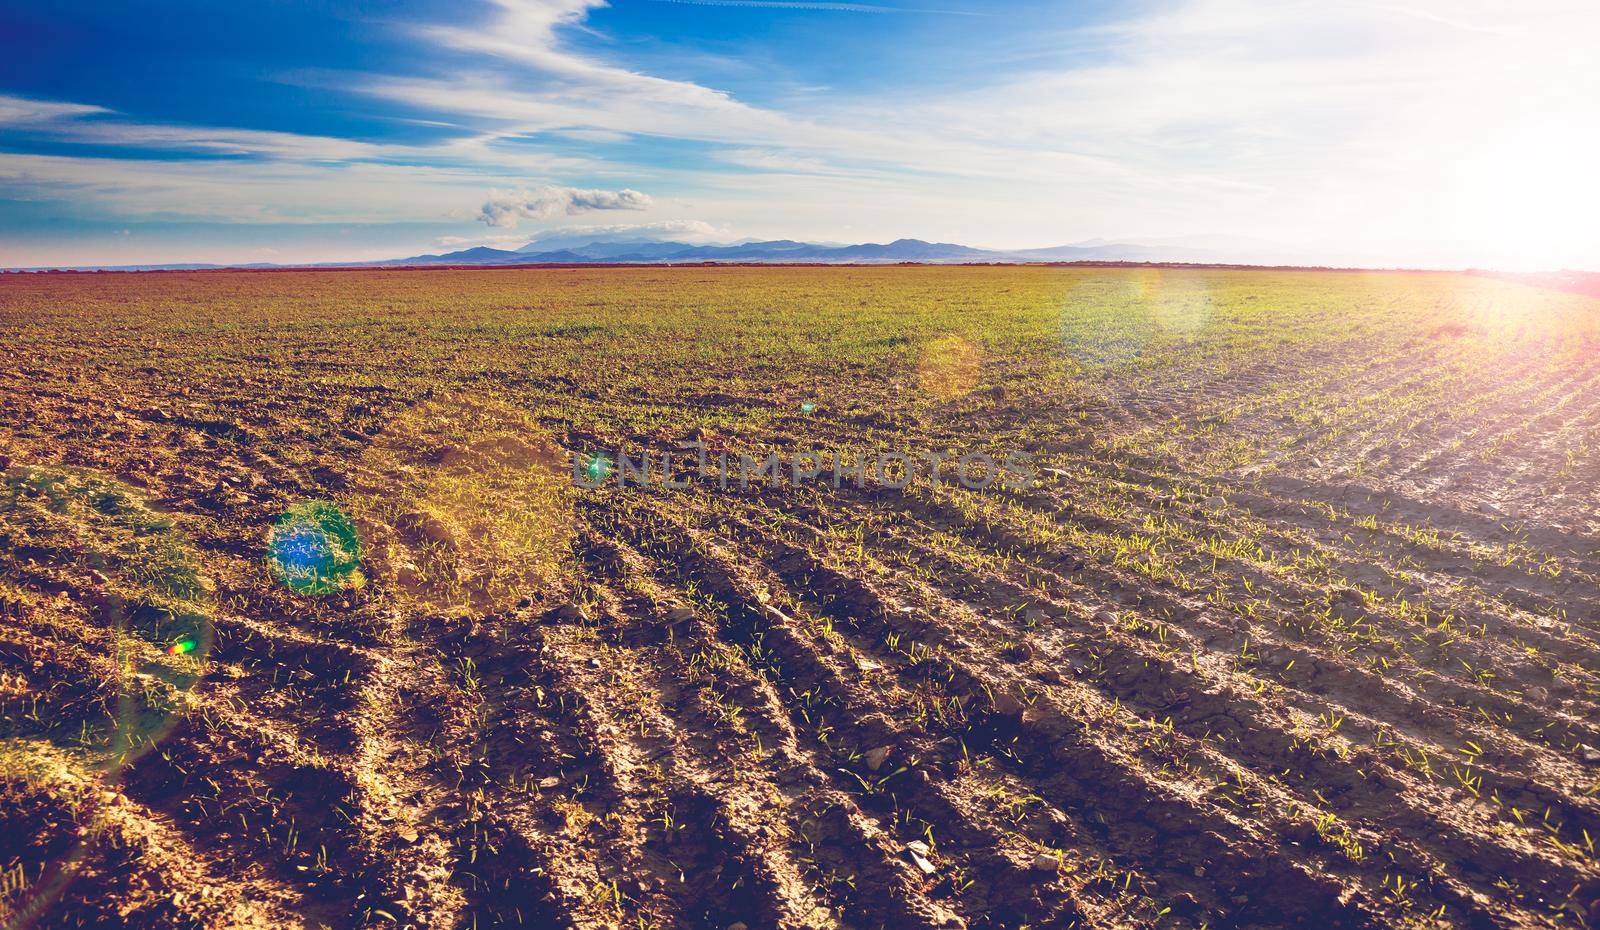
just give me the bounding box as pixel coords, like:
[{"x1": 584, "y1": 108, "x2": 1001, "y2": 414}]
[
  {"x1": 382, "y1": 237, "x2": 1230, "y2": 267},
  {"x1": 0, "y1": 235, "x2": 1274, "y2": 272},
  {"x1": 394, "y1": 246, "x2": 528, "y2": 265}
]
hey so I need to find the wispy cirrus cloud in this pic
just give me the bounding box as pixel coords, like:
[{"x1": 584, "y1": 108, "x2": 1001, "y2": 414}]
[
  {"x1": 0, "y1": 88, "x2": 607, "y2": 175},
  {"x1": 0, "y1": 94, "x2": 108, "y2": 125},
  {"x1": 717, "y1": 148, "x2": 833, "y2": 173},
  {"x1": 643, "y1": 0, "x2": 979, "y2": 13},
  {"x1": 356, "y1": 0, "x2": 1249, "y2": 194},
  {"x1": 0, "y1": 151, "x2": 536, "y2": 224},
  {"x1": 0, "y1": 88, "x2": 626, "y2": 228}
]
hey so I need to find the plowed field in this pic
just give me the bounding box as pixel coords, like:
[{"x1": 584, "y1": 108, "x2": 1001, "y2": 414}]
[{"x1": 3, "y1": 265, "x2": 1599, "y2": 929}]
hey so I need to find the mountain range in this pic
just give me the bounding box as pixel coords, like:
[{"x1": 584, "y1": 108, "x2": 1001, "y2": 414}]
[
  {"x1": 5, "y1": 235, "x2": 1319, "y2": 273},
  {"x1": 384, "y1": 237, "x2": 1227, "y2": 267}
]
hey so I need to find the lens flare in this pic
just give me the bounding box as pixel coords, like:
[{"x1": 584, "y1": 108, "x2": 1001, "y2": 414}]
[
  {"x1": 348, "y1": 396, "x2": 574, "y2": 615},
  {"x1": 916, "y1": 334, "x2": 983, "y2": 401},
  {"x1": 1148, "y1": 277, "x2": 1213, "y2": 340},
  {"x1": 0, "y1": 465, "x2": 214, "y2": 925},
  {"x1": 1058, "y1": 269, "x2": 1214, "y2": 372},
  {"x1": 584, "y1": 452, "x2": 615, "y2": 482},
  {"x1": 268, "y1": 500, "x2": 364, "y2": 595}
]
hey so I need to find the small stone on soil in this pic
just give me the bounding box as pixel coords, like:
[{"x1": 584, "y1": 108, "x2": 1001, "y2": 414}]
[
  {"x1": 864, "y1": 746, "x2": 892, "y2": 771},
  {"x1": 992, "y1": 692, "x2": 1025, "y2": 716},
  {"x1": 1031, "y1": 851, "x2": 1061, "y2": 872},
  {"x1": 1581, "y1": 746, "x2": 1600, "y2": 765}
]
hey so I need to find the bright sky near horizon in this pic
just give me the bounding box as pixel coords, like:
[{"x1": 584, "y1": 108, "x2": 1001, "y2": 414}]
[{"x1": 0, "y1": 0, "x2": 1596, "y2": 269}]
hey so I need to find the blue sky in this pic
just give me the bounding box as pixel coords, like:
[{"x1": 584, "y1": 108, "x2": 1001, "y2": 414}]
[{"x1": 1, "y1": 0, "x2": 1597, "y2": 268}]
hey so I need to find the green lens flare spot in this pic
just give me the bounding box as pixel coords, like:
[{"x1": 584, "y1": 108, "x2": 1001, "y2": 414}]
[
  {"x1": 268, "y1": 500, "x2": 364, "y2": 595},
  {"x1": 582, "y1": 453, "x2": 614, "y2": 482},
  {"x1": 800, "y1": 401, "x2": 817, "y2": 414},
  {"x1": 168, "y1": 638, "x2": 198, "y2": 656}
]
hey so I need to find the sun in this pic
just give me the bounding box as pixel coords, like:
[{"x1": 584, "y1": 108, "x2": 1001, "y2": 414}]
[{"x1": 1450, "y1": 118, "x2": 1600, "y2": 270}]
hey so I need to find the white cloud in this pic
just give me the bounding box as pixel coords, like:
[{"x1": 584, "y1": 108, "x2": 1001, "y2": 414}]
[
  {"x1": 62, "y1": 122, "x2": 386, "y2": 160},
  {"x1": 0, "y1": 152, "x2": 531, "y2": 224},
  {"x1": 9, "y1": 102, "x2": 602, "y2": 176},
  {"x1": 0, "y1": 93, "x2": 397, "y2": 161},
  {"x1": 0, "y1": 93, "x2": 625, "y2": 228},
  {"x1": 357, "y1": 1, "x2": 1253, "y2": 203},
  {"x1": 0, "y1": 94, "x2": 107, "y2": 125},
  {"x1": 478, "y1": 185, "x2": 652, "y2": 227}
]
